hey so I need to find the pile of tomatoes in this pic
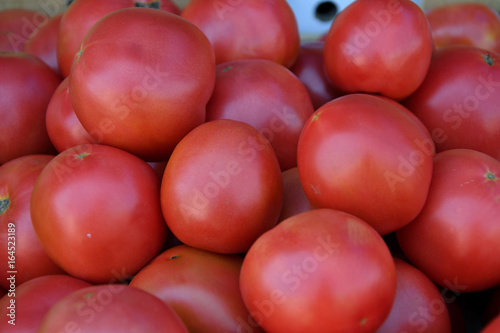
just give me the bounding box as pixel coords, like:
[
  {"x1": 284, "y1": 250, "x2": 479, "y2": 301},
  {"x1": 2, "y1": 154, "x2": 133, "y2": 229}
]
[{"x1": 1, "y1": 0, "x2": 500, "y2": 332}]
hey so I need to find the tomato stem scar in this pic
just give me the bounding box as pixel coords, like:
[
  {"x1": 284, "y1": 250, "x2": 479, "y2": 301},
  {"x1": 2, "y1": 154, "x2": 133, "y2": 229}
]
[
  {"x1": 483, "y1": 53, "x2": 494, "y2": 66},
  {"x1": 0, "y1": 197, "x2": 10, "y2": 215}
]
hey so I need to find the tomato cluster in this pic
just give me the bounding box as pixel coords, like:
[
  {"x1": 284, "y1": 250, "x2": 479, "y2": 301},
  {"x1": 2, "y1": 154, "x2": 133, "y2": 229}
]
[{"x1": 1, "y1": 0, "x2": 500, "y2": 332}]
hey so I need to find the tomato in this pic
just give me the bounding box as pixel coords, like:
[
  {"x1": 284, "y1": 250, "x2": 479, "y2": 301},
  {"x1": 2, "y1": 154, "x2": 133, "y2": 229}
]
[
  {"x1": 323, "y1": 0, "x2": 433, "y2": 100},
  {"x1": 181, "y1": 0, "x2": 300, "y2": 68},
  {"x1": 403, "y1": 45, "x2": 500, "y2": 160},
  {"x1": 397, "y1": 149, "x2": 500, "y2": 292},
  {"x1": 23, "y1": 13, "x2": 62, "y2": 75},
  {"x1": 161, "y1": 119, "x2": 283, "y2": 254},
  {"x1": 426, "y1": 3, "x2": 500, "y2": 54},
  {"x1": 130, "y1": 244, "x2": 264, "y2": 333},
  {"x1": 483, "y1": 314, "x2": 500, "y2": 333},
  {"x1": 38, "y1": 284, "x2": 189, "y2": 332},
  {"x1": 0, "y1": 9, "x2": 46, "y2": 51},
  {"x1": 278, "y1": 167, "x2": 314, "y2": 223},
  {"x1": 46, "y1": 77, "x2": 97, "y2": 153},
  {"x1": 297, "y1": 93, "x2": 434, "y2": 235},
  {"x1": 0, "y1": 154, "x2": 65, "y2": 290},
  {"x1": 0, "y1": 51, "x2": 60, "y2": 165},
  {"x1": 69, "y1": 7, "x2": 215, "y2": 161},
  {"x1": 206, "y1": 58, "x2": 314, "y2": 171},
  {"x1": 289, "y1": 41, "x2": 343, "y2": 110},
  {"x1": 375, "y1": 258, "x2": 451, "y2": 332},
  {"x1": 30, "y1": 144, "x2": 168, "y2": 284},
  {"x1": 240, "y1": 208, "x2": 397, "y2": 333},
  {"x1": 57, "y1": 0, "x2": 180, "y2": 77},
  {"x1": 0, "y1": 275, "x2": 91, "y2": 331}
]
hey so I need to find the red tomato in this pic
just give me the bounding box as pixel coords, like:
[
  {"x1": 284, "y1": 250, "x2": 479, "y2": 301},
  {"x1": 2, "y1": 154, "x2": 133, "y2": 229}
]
[
  {"x1": 0, "y1": 275, "x2": 91, "y2": 331},
  {"x1": 30, "y1": 144, "x2": 168, "y2": 284},
  {"x1": 297, "y1": 93, "x2": 434, "y2": 235},
  {"x1": 0, "y1": 9, "x2": 46, "y2": 51},
  {"x1": 46, "y1": 77, "x2": 97, "y2": 152},
  {"x1": 323, "y1": 0, "x2": 433, "y2": 100},
  {"x1": 403, "y1": 45, "x2": 500, "y2": 160},
  {"x1": 57, "y1": 0, "x2": 180, "y2": 77},
  {"x1": 240, "y1": 209, "x2": 397, "y2": 333},
  {"x1": 161, "y1": 119, "x2": 283, "y2": 254},
  {"x1": 0, "y1": 154, "x2": 65, "y2": 290},
  {"x1": 130, "y1": 245, "x2": 265, "y2": 333},
  {"x1": 289, "y1": 41, "x2": 343, "y2": 110},
  {"x1": 181, "y1": 0, "x2": 300, "y2": 68},
  {"x1": 23, "y1": 13, "x2": 62, "y2": 75},
  {"x1": 376, "y1": 258, "x2": 451, "y2": 333},
  {"x1": 69, "y1": 7, "x2": 215, "y2": 161},
  {"x1": 426, "y1": 3, "x2": 500, "y2": 54},
  {"x1": 397, "y1": 149, "x2": 500, "y2": 292},
  {"x1": 278, "y1": 167, "x2": 314, "y2": 223},
  {"x1": 483, "y1": 314, "x2": 500, "y2": 333},
  {"x1": 206, "y1": 58, "x2": 314, "y2": 171},
  {"x1": 38, "y1": 284, "x2": 189, "y2": 332},
  {"x1": 0, "y1": 51, "x2": 60, "y2": 165}
]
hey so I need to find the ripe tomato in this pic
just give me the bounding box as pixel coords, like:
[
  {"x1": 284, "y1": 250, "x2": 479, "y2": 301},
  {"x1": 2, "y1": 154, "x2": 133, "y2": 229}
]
[
  {"x1": 57, "y1": 0, "x2": 180, "y2": 77},
  {"x1": 403, "y1": 45, "x2": 500, "y2": 160},
  {"x1": 181, "y1": 0, "x2": 300, "y2": 68},
  {"x1": 0, "y1": 9, "x2": 46, "y2": 51},
  {"x1": 38, "y1": 284, "x2": 189, "y2": 332},
  {"x1": 376, "y1": 258, "x2": 451, "y2": 332},
  {"x1": 483, "y1": 314, "x2": 500, "y2": 333},
  {"x1": 161, "y1": 119, "x2": 283, "y2": 254},
  {"x1": 323, "y1": 0, "x2": 433, "y2": 100},
  {"x1": 397, "y1": 149, "x2": 500, "y2": 292},
  {"x1": 426, "y1": 3, "x2": 500, "y2": 54},
  {"x1": 206, "y1": 58, "x2": 314, "y2": 171},
  {"x1": 0, "y1": 51, "x2": 60, "y2": 165},
  {"x1": 240, "y1": 209, "x2": 397, "y2": 333},
  {"x1": 0, "y1": 275, "x2": 91, "y2": 332},
  {"x1": 30, "y1": 144, "x2": 168, "y2": 284},
  {"x1": 69, "y1": 7, "x2": 215, "y2": 161},
  {"x1": 297, "y1": 93, "x2": 434, "y2": 235},
  {"x1": 278, "y1": 167, "x2": 314, "y2": 223},
  {"x1": 46, "y1": 77, "x2": 97, "y2": 152},
  {"x1": 130, "y1": 245, "x2": 265, "y2": 333},
  {"x1": 0, "y1": 154, "x2": 65, "y2": 289}
]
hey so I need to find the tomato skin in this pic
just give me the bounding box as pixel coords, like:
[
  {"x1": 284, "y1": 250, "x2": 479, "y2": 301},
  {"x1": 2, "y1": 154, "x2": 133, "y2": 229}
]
[
  {"x1": 403, "y1": 46, "x2": 500, "y2": 160},
  {"x1": 46, "y1": 77, "x2": 97, "y2": 152},
  {"x1": 0, "y1": 275, "x2": 91, "y2": 332},
  {"x1": 0, "y1": 154, "x2": 65, "y2": 289},
  {"x1": 297, "y1": 94, "x2": 434, "y2": 235},
  {"x1": 38, "y1": 284, "x2": 189, "y2": 333},
  {"x1": 240, "y1": 209, "x2": 397, "y2": 333},
  {"x1": 70, "y1": 7, "x2": 215, "y2": 162},
  {"x1": 0, "y1": 52, "x2": 60, "y2": 165},
  {"x1": 483, "y1": 314, "x2": 500, "y2": 333},
  {"x1": 130, "y1": 245, "x2": 264, "y2": 333},
  {"x1": 376, "y1": 258, "x2": 451, "y2": 333},
  {"x1": 57, "y1": 0, "x2": 180, "y2": 77},
  {"x1": 323, "y1": 0, "x2": 433, "y2": 100},
  {"x1": 426, "y1": 3, "x2": 500, "y2": 54},
  {"x1": 30, "y1": 144, "x2": 168, "y2": 284},
  {"x1": 161, "y1": 119, "x2": 283, "y2": 254},
  {"x1": 206, "y1": 59, "x2": 314, "y2": 171},
  {"x1": 181, "y1": 0, "x2": 300, "y2": 68},
  {"x1": 0, "y1": 9, "x2": 46, "y2": 52},
  {"x1": 397, "y1": 149, "x2": 500, "y2": 292}
]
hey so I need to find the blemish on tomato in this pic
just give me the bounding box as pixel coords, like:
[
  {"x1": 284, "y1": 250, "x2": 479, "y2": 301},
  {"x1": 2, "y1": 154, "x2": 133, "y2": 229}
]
[
  {"x1": 169, "y1": 255, "x2": 179, "y2": 259},
  {"x1": 0, "y1": 197, "x2": 9, "y2": 215},
  {"x1": 222, "y1": 65, "x2": 232, "y2": 72},
  {"x1": 359, "y1": 317, "x2": 367, "y2": 325},
  {"x1": 76, "y1": 152, "x2": 90, "y2": 159}
]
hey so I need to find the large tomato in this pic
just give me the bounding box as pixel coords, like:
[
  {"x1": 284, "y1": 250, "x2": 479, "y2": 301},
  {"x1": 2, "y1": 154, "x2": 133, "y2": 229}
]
[
  {"x1": 69, "y1": 7, "x2": 215, "y2": 161},
  {"x1": 130, "y1": 245, "x2": 265, "y2": 333},
  {"x1": 297, "y1": 93, "x2": 434, "y2": 235},
  {"x1": 323, "y1": 0, "x2": 433, "y2": 100},
  {"x1": 161, "y1": 119, "x2": 283, "y2": 254},
  {"x1": 30, "y1": 144, "x2": 168, "y2": 284},
  {"x1": 181, "y1": 0, "x2": 300, "y2": 68},
  {"x1": 57, "y1": 0, "x2": 180, "y2": 77},
  {"x1": 0, "y1": 154, "x2": 64, "y2": 290},
  {"x1": 205, "y1": 58, "x2": 314, "y2": 171},
  {"x1": 0, "y1": 275, "x2": 91, "y2": 332},
  {"x1": 403, "y1": 45, "x2": 500, "y2": 160},
  {"x1": 0, "y1": 51, "x2": 60, "y2": 165},
  {"x1": 426, "y1": 3, "x2": 500, "y2": 54},
  {"x1": 397, "y1": 149, "x2": 500, "y2": 292},
  {"x1": 240, "y1": 209, "x2": 397, "y2": 333},
  {"x1": 38, "y1": 284, "x2": 189, "y2": 332}
]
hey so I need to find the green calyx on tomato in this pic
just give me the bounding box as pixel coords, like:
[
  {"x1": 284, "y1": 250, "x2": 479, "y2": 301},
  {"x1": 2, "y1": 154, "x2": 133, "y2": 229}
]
[
  {"x1": 485, "y1": 171, "x2": 497, "y2": 181},
  {"x1": 76, "y1": 152, "x2": 90, "y2": 159},
  {"x1": 0, "y1": 197, "x2": 9, "y2": 215},
  {"x1": 134, "y1": 1, "x2": 161, "y2": 9},
  {"x1": 484, "y1": 53, "x2": 494, "y2": 66}
]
